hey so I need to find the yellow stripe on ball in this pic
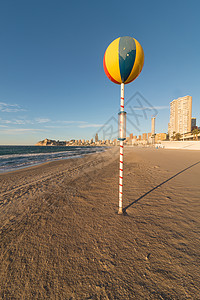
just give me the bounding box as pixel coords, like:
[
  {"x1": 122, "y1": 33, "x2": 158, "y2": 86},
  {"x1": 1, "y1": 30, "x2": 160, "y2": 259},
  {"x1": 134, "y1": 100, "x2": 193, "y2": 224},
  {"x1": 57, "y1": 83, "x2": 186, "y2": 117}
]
[{"x1": 104, "y1": 37, "x2": 121, "y2": 84}]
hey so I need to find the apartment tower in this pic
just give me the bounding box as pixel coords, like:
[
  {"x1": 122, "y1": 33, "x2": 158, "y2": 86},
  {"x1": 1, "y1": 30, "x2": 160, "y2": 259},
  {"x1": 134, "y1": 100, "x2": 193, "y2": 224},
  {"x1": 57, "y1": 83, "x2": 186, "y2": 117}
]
[
  {"x1": 168, "y1": 95, "x2": 192, "y2": 138},
  {"x1": 151, "y1": 117, "x2": 155, "y2": 144}
]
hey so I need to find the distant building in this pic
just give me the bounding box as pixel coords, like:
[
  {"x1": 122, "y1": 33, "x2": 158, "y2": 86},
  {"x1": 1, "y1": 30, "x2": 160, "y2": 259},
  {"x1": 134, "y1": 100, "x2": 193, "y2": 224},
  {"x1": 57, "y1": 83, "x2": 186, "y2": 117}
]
[
  {"x1": 95, "y1": 133, "x2": 98, "y2": 143},
  {"x1": 151, "y1": 117, "x2": 155, "y2": 135},
  {"x1": 113, "y1": 138, "x2": 117, "y2": 146},
  {"x1": 191, "y1": 117, "x2": 196, "y2": 130},
  {"x1": 168, "y1": 95, "x2": 192, "y2": 138},
  {"x1": 147, "y1": 133, "x2": 151, "y2": 140},
  {"x1": 138, "y1": 135, "x2": 141, "y2": 141},
  {"x1": 155, "y1": 133, "x2": 167, "y2": 143},
  {"x1": 129, "y1": 133, "x2": 133, "y2": 140},
  {"x1": 142, "y1": 133, "x2": 147, "y2": 141},
  {"x1": 151, "y1": 117, "x2": 156, "y2": 144}
]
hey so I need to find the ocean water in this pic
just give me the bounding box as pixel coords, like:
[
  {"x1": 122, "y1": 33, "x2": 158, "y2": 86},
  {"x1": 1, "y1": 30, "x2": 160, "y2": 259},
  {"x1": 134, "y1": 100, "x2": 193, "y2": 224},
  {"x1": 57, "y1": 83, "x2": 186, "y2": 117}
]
[{"x1": 0, "y1": 145, "x2": 105, "y2": 173}]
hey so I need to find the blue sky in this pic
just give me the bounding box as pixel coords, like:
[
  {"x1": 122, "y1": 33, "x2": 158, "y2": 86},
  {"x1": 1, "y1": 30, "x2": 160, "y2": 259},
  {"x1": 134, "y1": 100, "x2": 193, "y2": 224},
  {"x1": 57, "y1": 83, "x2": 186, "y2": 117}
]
[{"x1": 0, "y1": 0, "x2": 199, "y2": 145}]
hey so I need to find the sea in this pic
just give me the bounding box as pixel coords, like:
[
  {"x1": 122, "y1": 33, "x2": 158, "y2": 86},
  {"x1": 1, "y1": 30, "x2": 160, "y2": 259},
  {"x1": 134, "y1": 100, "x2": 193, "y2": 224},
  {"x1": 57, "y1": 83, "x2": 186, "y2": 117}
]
[{"x1": 0, "y1": 145, "x2": 106, "y2": 173}]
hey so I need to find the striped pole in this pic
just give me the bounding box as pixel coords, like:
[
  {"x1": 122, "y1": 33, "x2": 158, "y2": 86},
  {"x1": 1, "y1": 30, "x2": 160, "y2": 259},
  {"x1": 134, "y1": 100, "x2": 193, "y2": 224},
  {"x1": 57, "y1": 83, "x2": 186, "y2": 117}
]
[
  {"x1": 118, "y1": 83, "x2": 125, "y2": 214},
  {"x1": 103, "y1": 37, "x2": 144, "y2": 214}
]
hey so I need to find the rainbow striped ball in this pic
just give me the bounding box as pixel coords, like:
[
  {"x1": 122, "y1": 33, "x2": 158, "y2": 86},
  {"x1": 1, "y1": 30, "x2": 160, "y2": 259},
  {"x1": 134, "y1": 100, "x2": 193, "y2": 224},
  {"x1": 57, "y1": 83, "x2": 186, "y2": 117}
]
[{"x1": 103, "y1": 36, "x2": 144, "y2": 85}]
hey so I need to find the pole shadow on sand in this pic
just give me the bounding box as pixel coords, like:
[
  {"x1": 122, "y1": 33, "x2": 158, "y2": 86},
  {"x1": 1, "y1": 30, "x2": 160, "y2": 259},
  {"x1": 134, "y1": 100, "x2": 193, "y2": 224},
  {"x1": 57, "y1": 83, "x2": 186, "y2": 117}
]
[{"x1": 123, "y1": 160, "x2": 200, "y2": 214}]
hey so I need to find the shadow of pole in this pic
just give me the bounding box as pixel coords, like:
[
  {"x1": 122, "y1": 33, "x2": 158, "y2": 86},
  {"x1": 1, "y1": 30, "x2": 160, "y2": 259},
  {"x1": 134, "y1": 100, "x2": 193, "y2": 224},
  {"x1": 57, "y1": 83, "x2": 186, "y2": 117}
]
[{"x1": 123, "y1": 160, "x2": 200, "y2": 213}]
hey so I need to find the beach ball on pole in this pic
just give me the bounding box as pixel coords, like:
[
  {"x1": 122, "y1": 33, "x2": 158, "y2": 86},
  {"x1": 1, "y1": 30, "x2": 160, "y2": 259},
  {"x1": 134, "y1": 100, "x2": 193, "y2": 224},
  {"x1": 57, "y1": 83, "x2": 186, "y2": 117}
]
[{"x1": 103, "y1": 36, "x2": 144, "y2": 214}]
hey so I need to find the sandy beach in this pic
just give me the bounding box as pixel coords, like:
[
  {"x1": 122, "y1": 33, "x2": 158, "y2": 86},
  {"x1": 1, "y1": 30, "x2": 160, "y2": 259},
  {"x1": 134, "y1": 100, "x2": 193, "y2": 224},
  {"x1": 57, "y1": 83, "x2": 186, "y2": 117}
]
[{"x1": 0, "y1": 147, "x2": 199, "y2": 299}]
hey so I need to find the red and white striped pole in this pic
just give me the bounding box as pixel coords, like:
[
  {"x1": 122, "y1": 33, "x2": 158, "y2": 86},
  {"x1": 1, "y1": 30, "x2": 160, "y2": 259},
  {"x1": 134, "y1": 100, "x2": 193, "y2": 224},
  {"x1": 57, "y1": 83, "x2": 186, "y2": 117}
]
[{"x1": 118, "y1": 83, "x2": 126, "y2": 214}]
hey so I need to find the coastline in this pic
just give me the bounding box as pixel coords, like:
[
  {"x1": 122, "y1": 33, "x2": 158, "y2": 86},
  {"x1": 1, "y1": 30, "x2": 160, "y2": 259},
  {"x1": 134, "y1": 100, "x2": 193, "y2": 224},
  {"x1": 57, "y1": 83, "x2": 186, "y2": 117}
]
[
  {"x1": 0, "y1": 147, "x2": 115, "y2": 197},
  {"x1": 0, "y1": 147, "x2": 199, "y2": 299},
  {"x1": 0, "y1": 145, "x2": 108, "y2": 174}
]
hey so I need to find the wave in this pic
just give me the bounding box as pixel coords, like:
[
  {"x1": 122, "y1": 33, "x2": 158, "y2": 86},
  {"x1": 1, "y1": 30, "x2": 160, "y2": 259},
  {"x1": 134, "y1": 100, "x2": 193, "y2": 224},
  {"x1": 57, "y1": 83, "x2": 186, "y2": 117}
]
[
  {"x1": 0, "y1": 150, "x2": 75, "y2": 160},
  {"x1": 0, "y1": 147, "x2": 106, "y2": 173}
]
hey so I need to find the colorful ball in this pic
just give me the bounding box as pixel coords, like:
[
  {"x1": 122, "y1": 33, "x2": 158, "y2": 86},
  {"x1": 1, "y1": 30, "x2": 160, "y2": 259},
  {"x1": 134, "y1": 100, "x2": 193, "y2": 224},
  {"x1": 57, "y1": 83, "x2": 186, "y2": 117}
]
[{"x1": 103, "y1": 36, "x2": 144, "y2": 85}]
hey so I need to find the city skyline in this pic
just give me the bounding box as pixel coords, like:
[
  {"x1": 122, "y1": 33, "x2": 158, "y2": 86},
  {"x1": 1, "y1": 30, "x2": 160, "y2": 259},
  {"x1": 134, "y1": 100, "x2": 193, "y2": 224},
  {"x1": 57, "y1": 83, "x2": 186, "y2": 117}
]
[
  {"x1": 0, "y1": 1, "x2": 200, "y2": 145},
  {"x1": 34, "y1": 93, "x2": 199, "y2": 144}
]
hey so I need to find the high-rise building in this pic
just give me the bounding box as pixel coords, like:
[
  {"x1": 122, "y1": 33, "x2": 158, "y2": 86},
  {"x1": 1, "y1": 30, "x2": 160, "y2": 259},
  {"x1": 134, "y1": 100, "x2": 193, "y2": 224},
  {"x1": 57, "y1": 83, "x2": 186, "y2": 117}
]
[
  {"x1": 168, "y1": 96, "x2": 192, "y2": 138},
  {"x1": 151, "y1": 117, "x2": 156, "y2": 144},
  {"x1": 142, "y1": 133, "x2": 147, "y2": 140},
  {"x1": 191, "y1": 117, "x2": 196, "y2": 130},
  {"x1": 147, "y1": 133, "x2": 151, "y2": 140},
  {"x1": 95, "y1": 133, "x2": 98, "y2": 143},
  {"x1": 151, "y1": 117, "x2": 155, "y2": 136}
]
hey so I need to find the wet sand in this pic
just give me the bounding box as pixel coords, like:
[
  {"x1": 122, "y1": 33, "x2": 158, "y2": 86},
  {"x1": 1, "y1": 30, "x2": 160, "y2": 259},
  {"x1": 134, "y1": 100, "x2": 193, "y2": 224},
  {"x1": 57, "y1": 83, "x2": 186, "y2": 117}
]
[{"x1": 0, "y1": 147, "x2": 199, "y2": 299}]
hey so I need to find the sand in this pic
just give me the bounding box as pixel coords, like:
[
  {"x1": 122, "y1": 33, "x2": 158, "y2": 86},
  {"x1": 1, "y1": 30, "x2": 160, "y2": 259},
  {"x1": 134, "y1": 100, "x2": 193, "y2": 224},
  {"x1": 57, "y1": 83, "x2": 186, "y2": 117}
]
[{"x1": 0, "y1": 147, "x2": 199, "y2": 299}]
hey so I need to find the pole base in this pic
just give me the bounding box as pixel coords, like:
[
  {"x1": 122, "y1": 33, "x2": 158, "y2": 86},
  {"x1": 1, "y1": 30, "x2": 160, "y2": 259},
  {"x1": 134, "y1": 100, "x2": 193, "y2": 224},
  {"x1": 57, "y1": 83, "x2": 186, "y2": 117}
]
[
  {"x1": 117, "y1": 208, "x2": 128, "y2": 216},
  {"x1": 118, "y1": 208, "x2": 123, "y2": 215}
]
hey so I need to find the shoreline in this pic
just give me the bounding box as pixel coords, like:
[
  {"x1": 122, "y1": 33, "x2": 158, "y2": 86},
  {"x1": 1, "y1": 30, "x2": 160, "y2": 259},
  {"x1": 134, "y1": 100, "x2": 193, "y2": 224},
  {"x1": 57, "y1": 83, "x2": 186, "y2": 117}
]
[
  {"x1": 0, "y1": 146, "x2": 109, "y2": 175},
  {"x1": 0, "y1": 147, "x2": 199, "y2": 299}
]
